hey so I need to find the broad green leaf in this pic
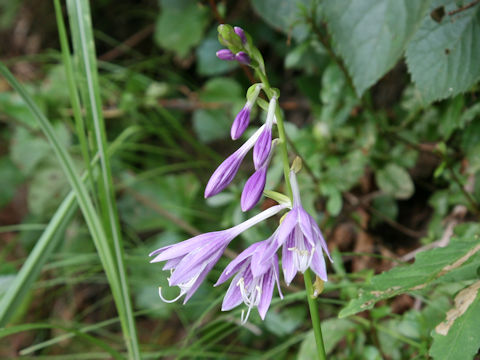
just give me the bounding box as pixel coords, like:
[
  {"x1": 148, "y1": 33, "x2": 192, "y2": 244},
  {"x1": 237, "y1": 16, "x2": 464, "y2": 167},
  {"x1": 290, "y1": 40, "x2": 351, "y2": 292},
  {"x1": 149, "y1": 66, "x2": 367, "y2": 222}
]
[
  {"x1": 376, "y1": 164, "x2": 414, "y2": 199},
  {"x1": 430, "y1": 281, "x2": 480, "y2": 360},
  {"x1": 264, "y1": 306, "x2": 306, "y2": 337},
  {"x1": 323, "y1": 0, "x2": 432, "y2": 95},
  {"x1": 251, "y1": 0, "x2": 311, "y2": 41},
  {"x1": 339, "y1": 224, "x2": 480, "y2": 317},
  {"x1": 406, "y1": 0, "x2": 480, "y2": 102},
  {"x1": 298, "y1": 318, "x2": 356, "y2": 358},
  {"x1": 155, "y1": 0, "x2": 209, "y2": 57}
]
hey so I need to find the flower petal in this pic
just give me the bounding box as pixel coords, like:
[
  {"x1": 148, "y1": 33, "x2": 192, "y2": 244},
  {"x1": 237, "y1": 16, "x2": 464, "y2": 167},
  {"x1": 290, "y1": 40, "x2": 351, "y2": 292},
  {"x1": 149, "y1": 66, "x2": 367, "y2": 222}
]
[
  {"x1": 257, "y1": 269, "x2": 275, "y2": 319},
  {"x1": 241, "y1": 167, "x2": 266, "y2": 211},
  {"x1": 282, "y1": 234, "x2": 296, "y2": 285}
]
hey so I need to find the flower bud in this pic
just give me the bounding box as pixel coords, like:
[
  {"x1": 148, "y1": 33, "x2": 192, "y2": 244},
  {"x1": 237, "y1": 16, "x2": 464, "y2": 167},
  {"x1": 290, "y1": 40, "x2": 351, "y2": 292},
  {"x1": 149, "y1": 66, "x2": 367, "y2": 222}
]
[
  {"x1": 235, "y1": 51, "x2": 251, "y2": 65},
  {"x1": 216, "y1": 49, "x2": 235, "y2": 61},
  {"x1": 234, "y1": 26, "x2": 247, "y2": 44}
]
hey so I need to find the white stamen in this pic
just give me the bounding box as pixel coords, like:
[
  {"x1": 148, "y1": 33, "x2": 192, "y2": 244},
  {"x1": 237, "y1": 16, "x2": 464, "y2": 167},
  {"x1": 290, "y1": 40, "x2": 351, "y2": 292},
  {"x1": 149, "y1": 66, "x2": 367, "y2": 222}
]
[
  {"x1": 158, "y1": 287, "x2": 185, "y2": 303},
  {"x1": 288, "y1": 246, "x2": 316, "y2": 272},
  {"x1": 237, "y1": 276, "x2": 263, "y2": 324}
]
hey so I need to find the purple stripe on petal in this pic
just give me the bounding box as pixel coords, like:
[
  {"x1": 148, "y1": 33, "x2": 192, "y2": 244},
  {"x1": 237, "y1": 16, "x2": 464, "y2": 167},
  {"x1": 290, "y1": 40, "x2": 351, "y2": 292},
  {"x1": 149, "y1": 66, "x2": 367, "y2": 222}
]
[
  {"x1": 257, "y1": 268, "x2": 275, "y2": 319},
  {"x1": 282, "y1": 234, "x2": 296, "y2": 285},
  {"x1": 310, "y1": 249, "x2": 328, "y2": 282},
  {"x1": 241, "y1": 167, "x2": 267, "y2": 211},
  {"x1": 222, "y1": 273, "x2": 244, "y2": 311}
]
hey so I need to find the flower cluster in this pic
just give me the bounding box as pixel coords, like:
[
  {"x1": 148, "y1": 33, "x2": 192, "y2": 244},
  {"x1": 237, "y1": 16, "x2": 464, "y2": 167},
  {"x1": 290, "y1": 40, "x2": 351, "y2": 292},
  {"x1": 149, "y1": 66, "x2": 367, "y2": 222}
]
[{"x1": 150, "y1": 25, "x2": 332, "y2": 323}]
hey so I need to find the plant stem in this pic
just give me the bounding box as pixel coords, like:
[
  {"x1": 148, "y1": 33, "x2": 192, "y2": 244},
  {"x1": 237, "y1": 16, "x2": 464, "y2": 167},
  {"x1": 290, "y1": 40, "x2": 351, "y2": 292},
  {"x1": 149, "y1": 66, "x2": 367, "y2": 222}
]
[
  {"x1": 256, "y1": 66, "x2": 327, "y2": 360},
  {"x1": 304, "y1": 269, "x2": 327, "y2": 360}
]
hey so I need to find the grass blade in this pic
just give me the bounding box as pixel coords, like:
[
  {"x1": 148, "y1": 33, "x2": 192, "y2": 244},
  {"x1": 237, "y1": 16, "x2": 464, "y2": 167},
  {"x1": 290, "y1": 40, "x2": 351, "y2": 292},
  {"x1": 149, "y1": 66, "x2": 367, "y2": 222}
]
[
  {"x1": 64, "y1": 0, "x2": 140, "y2": 358},
  {"x1": 0, "y1": 63, "x2": 135, "y2": 358}
]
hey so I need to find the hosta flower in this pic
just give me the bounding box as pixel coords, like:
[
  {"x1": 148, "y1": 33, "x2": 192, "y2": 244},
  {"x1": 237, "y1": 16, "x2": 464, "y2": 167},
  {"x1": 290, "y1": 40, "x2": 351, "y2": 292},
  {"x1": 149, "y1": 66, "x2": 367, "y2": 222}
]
[
  {"x1": 241, "y1": 140, "x2": 276, "y2": 212},
  {"x1": 253, "y1": 97, "x2": 276, "y2": 169},
  {"x1": 231, "y1": 84, "x2": 262, "y2": 140},
  {"x1": 216, "y1": 49, "x2": 235, "y2": 61},
  {"x1": 265, "y1": 170, "x2": 332, "y2": 284},
  {"x1": 150, "y1": 204, "x2": 287, "y2": 303},
  {"x1": 215, "y1": 240, "x2": 282, "y2": 323},
  {"x1": 205, "y1": 124, "x2": 265, "y2": 198}
]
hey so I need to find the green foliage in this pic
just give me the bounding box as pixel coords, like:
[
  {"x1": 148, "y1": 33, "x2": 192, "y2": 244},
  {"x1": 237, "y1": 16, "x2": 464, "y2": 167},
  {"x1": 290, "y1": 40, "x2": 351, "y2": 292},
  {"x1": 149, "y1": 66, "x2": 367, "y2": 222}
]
[
  {"x1": 155, "y1": 0, "x2": 210, "y2": 57},
  {"x1": 340, "y1": 224, "x2": 480, "y2": 318},
  {"x1": 323, "y1": 0, "x2": 432, "y2": 96},
  {"x1": 375, "y1": 163, "x2": 415, "y2": 199},
  {"x1": 406, "y1": 0, "x2": 480, "y2": 102}
]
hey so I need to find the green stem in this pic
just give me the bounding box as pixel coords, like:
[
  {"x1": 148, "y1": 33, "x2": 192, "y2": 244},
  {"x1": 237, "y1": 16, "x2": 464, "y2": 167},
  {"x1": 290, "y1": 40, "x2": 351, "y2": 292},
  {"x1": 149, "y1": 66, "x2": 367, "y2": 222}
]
[
  {"x1": 304, "y1": 269, "x2": 327, "y2": 360},
  {"x1": 254, "y1": 66, "x2": 326, "y2": 360}
]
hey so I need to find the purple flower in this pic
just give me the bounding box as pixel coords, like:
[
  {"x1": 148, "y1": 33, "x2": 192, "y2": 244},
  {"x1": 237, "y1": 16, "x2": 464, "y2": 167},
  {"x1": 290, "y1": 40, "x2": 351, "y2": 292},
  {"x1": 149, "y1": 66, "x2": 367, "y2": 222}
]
[
  {"x1": 215, "y1": 240, "x2": 282, "y2": 323},
  {"x1": 231, "y1": 107, "x2": 251, "y2": 140},
  {"x1": 150, "y1": 204, "x2": 287, "y2": 303},
  {"x1": 216, "y1": 49, "x2": 235, "y2": 61},
  {"x1": 253, "y1": 97, "x2": 276, "y2": 169},
  {"x1": 234, "y1": 26, "x2": 247, "y2": 44},
  {"x1": 265, "y1": 171, "x2": 332, "y2": 285},
  {"x1": 235, "y1": 51, "x2": 251, "y2": 65},
  {"x1": 205, "y1": 124, "x2": 265, "y2": 198}
]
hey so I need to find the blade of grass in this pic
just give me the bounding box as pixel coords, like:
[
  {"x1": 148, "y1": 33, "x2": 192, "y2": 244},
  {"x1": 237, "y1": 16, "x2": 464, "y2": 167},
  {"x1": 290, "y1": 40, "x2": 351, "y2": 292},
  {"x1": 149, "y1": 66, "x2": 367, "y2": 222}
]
[
  {"x1": 0, "y1": 125, "x2": 138, "y2": 327},
  {"x1": 64, "y1": 1, "x2": 140, "y2": 358},
  {"x1": 0, "y1": 63, "x2": 137, "y2": 358}
]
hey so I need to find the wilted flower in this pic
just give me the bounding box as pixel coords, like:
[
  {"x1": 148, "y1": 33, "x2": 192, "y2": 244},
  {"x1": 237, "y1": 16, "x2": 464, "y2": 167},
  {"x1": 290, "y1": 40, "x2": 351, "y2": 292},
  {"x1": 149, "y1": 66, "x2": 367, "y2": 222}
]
[
  {"x1": 150, "y1": 204, "x2": 287, "y2": 304},
  {"x1": 253, "y1": 97, "x2": 276, "y2": 169},
  {"x1": 215, "y1": 240, "x2": 282, "y2": 323},
  {"x1": 205, "y1": 124, "x2": 265, "y2": 198},
  {"x1": 216, "y1": 49, "x2": 235, "y2": 61},
  {"x1": 265, "y1": 170, "x2": 332, "y2": 284}
]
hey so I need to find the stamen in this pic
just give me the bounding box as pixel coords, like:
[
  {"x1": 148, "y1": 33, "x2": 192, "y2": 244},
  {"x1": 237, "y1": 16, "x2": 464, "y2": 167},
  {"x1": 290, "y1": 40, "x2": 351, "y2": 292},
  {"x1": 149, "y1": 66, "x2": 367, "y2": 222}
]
[{"x1": 158, "y1": 286, "x2": 185, "y2": 303}]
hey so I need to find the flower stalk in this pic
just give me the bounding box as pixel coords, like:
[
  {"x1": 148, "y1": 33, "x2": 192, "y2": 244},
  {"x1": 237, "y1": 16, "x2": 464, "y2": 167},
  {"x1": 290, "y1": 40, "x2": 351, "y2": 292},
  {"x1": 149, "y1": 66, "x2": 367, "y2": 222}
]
[{"x1": 252, "y1": 55, "x2": 328, "y2": 360}]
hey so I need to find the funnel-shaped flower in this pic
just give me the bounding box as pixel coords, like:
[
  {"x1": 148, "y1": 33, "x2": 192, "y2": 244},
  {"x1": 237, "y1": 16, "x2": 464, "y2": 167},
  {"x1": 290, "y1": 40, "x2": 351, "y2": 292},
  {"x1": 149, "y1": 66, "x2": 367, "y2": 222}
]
[
  {"x1": 150, "y1": 204, "x2": 287, "y2": 303},
  {"x1": 265, "y1": 171, "x2": 332, "y2": 284},
  {"x1": 205, "y1": 124, "x2": 265, "y2": 198},
  {"x1": 215, "y1": 240, "x2": 282, "y2": 323},
  {"x1": 253, "y1": 97, "x2": 276, "y2": 169}
]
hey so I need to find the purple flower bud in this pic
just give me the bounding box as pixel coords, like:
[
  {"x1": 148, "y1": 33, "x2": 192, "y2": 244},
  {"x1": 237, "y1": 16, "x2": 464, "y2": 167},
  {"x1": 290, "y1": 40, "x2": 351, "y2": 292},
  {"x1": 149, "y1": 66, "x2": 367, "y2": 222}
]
[
  {"x1": 253, "y1": 97, "x2": 276, "y2": 169},
  {"x1": 216, "y1": 49, "x2": 235, "y2": 61},
  {"x1": 241, "y1": 167, "x2": 267, "y2": 212},
  {"x1": 234, "y1": 26, "x2": 247, "y2": 44},
  {"x1": 205, "y1": 124, "x2": 266, "y2": 198},
  {"x1": 231, "y1": 106, "x2": 251, "y2": 140},
  {"x1": 253, "y1": 127, "x2": 272, "y2": 169},
  {"x1": 235, "y1": 51, "x2": 251, "y2": 65}
]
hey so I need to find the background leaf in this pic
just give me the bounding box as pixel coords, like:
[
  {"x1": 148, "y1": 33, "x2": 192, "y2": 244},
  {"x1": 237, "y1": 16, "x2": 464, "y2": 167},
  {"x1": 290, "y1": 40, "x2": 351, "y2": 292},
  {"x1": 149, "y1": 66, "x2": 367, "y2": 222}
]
[
  {"x1": 323, "y1": 0, "x2": 432, "y2": 95},
  {"x1": 406, "y1": 0, "x2": 480, "y2": 102},
  {"x1": 375, "y1": 164, "x2": 414, "y2": 199}
]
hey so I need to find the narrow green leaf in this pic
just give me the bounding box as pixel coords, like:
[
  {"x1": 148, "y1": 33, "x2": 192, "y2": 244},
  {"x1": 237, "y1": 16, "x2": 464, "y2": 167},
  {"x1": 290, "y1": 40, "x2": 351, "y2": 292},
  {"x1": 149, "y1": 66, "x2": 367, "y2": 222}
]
[
  {"x1": 323, "y1": 0, "x2": 432, "y2": 95},
  {"x1": 0, "y1": 64, "x2": 132, "y2": 358},
  {"x1": 65, "y1": 1, "x2": 140, "y2": 357},
  {"x1": 406, "y1": 0, "x2": 480, "y2": 102}
]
